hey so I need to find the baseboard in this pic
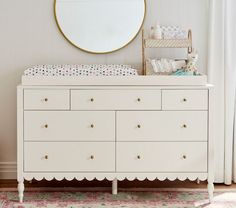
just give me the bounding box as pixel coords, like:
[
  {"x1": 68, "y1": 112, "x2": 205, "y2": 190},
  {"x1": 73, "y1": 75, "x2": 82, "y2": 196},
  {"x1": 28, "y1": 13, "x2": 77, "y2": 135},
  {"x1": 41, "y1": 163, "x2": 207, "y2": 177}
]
[
  {"x1": 0, "y1": 187, "x2": 236, "y2": 192},
  {"x1": 0, "y1": 162, "x2": 17, "y2": 179}
]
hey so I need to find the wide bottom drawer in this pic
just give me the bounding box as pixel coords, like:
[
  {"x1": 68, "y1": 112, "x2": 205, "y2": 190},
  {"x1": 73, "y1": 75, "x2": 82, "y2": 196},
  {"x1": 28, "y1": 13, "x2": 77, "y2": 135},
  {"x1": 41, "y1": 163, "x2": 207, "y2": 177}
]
[
  {"x1": 24, "y1": 142, "x2": 115, "y2": 172},
  {"x1": 117, "y1": 142, "x2": 207, "y2": 172}
]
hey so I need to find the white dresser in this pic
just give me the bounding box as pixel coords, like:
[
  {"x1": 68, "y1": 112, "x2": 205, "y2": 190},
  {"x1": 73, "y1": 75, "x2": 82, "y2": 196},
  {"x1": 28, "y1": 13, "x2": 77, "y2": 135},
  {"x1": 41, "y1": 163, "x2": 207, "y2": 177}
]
[{"x1": 17, "y1": 81, "x2": 214, "y2": 203}]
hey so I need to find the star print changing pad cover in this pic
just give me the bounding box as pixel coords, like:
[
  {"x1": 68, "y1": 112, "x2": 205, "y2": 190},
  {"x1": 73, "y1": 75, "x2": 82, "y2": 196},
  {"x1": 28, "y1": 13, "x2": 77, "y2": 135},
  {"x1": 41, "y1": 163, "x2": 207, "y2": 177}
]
[{"x1": 23, "y1": 65, "x2": 138, "y2": 77}]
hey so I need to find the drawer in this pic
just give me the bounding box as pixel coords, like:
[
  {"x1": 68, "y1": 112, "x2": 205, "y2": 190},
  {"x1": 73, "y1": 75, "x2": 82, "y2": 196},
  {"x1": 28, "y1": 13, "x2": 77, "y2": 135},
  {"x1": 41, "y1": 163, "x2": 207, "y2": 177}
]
[
  {"x1": 24, "y1": 89, "x2": 70, "y2": 110},
  {"x1": 24, "y1": 142, "x2": 115, "y2": 172},
  {"x1": 24, "y1": 111, "x2": 115, "y2": 141},
  {"x1": 71, "y1": 90, "x2": 161, "y2": 110},
  {"x1": 117, "y1": 111, "x2": 207, "y2": 141},
  {"x1": 162, "y1": 90, "x2": 208, "y2": 110},
  {"x1": 117, "y1": 142, "x2": 207, "y2": 172}
]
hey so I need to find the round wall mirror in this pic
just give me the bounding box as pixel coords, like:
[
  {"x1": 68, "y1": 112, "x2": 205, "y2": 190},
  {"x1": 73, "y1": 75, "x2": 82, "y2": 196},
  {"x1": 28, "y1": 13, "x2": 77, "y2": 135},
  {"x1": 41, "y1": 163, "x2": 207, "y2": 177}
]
[{"x1": 54, "y1": 0, "x2": 146, "y2": 54}]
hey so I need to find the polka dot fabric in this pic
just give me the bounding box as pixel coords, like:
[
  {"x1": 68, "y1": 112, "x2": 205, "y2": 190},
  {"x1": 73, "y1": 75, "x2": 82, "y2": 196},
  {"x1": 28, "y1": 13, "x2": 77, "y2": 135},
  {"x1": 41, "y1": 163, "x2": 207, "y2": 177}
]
[
  {"x1": 24, "y1": 65, "x2": 138, "y2": 77},
  {"x1": 161, "y1": 26, "x2": 188, "y2": 39}
]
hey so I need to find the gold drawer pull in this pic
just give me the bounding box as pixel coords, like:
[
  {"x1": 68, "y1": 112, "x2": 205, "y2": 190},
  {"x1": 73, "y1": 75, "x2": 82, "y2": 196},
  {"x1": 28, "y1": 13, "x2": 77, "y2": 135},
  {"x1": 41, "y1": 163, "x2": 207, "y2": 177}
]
[
  {"x1": 137, "y1": 155, "x2": 141, "y2": 159},
  {"x1": 182, "y1": 155, "x2": 187, "y2": 159},
  {"x1": 137, "y1": 98, "x2": 141, "y2": 102},
  {"x1": 90, "y1": 155, "x2": 94, "y2": 160},
  {"x1": 44, "y1": 155, "x2": 48, "y2": 160},
  {"x1": 182, "y1": 124, "x2": 187, "y2": 128},
  {"x1": 44, "y1": 124, "x2": 48, "y2": 128},
  {"x1": 137, "y1": 124, "x2": 141, "y2": 129},
  {"x1": 90, "y1": 98, "x2": 94, "y2": 102},
  {"x1": 90, "y1": 124, "x2": 94, "y2": 128},
  {"x1": 182, "y1": 98, "x2": 187, "y2": 102},
  {"x1": 43, "y1": 98, "x2": 48, "y2": 102}
]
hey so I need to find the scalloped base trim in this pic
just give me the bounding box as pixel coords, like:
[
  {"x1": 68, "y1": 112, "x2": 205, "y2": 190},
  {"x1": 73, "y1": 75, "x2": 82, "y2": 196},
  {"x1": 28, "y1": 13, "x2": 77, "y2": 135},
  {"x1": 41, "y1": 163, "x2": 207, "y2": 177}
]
[{"x1": 22, "y1": 173, "x2": 208, "y2": 182}]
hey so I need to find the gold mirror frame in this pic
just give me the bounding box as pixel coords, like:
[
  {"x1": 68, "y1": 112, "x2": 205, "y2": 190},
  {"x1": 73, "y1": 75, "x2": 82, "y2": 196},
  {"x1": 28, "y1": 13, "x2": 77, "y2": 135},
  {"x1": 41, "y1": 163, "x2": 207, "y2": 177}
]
[{"x1": 54, "y1": 0, "x2": 146, "y2": 54}]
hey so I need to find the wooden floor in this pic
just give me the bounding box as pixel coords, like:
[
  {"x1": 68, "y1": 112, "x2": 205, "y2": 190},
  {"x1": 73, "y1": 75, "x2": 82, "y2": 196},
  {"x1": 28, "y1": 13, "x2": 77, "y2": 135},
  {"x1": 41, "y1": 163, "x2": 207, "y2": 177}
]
[{"x1": 0, "y1": 179, "x2": 235, "y2": 190}]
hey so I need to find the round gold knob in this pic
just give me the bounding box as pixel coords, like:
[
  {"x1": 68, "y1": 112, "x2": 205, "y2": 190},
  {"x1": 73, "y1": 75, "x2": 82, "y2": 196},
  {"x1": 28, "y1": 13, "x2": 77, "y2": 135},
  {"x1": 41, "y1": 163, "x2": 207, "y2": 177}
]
[
  {"x1": 182, "y1": 155, "x2": 187, "y2": 159},
  {"x1": 90, "y1": 155, "x2": 94, "y2": 160},
  {"x1": 44, "y1": 124, "x2": 48, "y2": 128},
  {"x1": 90, "y1": 124, "x2": 94, "y2": 128},
  {"x1": 44, "y1": 155, "x2": 48, "y2": 160},
  {"x1": 44, "y1": 98, "x2": 48, "y2": 102},
  {"x1": 182, "y1": 124, "x2": 187, "y2": 128},
  {"x1": 90, "y1": 98, "x2": 94, "y2": 102},
  {"x1": 137, "y1": 124, "x2": 141, "y2": 129},
  {"x1": 137, "y1": 155, "x2": 141, "y2": 159},
  {"x1": 183, "y1": 98, "x2": 187, "y2": 102},
  {"x1": 137, "y1": 98, "x2": 141, "y2": 102}
]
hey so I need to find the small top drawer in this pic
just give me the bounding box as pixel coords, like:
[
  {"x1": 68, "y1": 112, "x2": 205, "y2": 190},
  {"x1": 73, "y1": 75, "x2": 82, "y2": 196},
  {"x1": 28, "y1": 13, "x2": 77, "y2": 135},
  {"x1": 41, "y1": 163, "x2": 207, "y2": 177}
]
[
  {"x1": 162, "y1": 90, "x2": 208, "y2": 110},
  {"x1": 71, "y1": 90, "x2": 161, "y2": 110},
  {"x1": 24, "y1": 90, "x2": 70, "y2": 110}
]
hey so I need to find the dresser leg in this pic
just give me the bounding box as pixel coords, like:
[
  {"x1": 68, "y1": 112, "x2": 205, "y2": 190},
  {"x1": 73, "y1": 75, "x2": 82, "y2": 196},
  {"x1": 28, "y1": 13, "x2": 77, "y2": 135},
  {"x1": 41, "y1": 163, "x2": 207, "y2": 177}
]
[
  {"x1": 207, "y1": 181, "x2": 214, "y2": 203},
  {"x1": 197, "y1": 178, "x2": 200, "y2": 184},
  {"x1": 112, "y1": 179, "x2": 118, "y2": 195},
  {"x1": 18, "y1": 181, "x2": 24, "y2": 203}
]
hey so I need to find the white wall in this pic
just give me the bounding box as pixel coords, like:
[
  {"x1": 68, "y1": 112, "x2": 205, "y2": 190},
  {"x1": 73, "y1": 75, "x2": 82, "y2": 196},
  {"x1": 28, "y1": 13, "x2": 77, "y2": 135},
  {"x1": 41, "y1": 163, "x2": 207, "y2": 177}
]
[{"x1": 0, "y1": 0, "x2": 209, "y2": 179}]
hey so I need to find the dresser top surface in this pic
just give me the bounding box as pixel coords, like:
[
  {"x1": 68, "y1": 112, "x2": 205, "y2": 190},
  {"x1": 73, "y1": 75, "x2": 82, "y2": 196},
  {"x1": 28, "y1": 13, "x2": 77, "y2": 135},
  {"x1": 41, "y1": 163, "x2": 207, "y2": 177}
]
[{"x1": 21, "y1": 75, "x2": 210, "y2": 87}]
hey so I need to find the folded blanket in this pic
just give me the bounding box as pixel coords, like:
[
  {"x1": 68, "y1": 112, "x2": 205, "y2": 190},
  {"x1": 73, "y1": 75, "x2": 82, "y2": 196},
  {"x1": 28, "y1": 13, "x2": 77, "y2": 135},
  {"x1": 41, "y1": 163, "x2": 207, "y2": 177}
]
[
  {"x1": 24, "y1": 65, "x2": 138, "y2": 77},
  {"x1": 149, "y1": 59, "x2": 186, "y2": 73},
  {"x1": 161, "y1": 26, "x2": 187, "y2": 39}
]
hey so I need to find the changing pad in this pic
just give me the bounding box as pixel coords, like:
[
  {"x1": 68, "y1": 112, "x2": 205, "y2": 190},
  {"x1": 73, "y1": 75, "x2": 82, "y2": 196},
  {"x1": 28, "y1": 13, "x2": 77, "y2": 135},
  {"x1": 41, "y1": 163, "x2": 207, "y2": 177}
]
[
  {"x1": 21, "y1": 64, "x2": 207, "y2": 86},
  {"x1": 24, "y1": 65, "x2": 138, "y2": 77}
]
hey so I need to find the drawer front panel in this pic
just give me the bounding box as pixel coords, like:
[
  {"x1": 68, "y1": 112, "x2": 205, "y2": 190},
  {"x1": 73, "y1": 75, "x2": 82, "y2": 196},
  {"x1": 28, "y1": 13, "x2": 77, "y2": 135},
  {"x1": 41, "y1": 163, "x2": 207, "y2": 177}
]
[
  {"x1": 162, "y1": 90, "x2": 208, "y2": 110},
  {"x1": 24, "y1": 142, "x2": 115, "y2": 172},
  {"x1": 24, "y1": 90, "x2": 70, "y2": 110},
  {"x1": 24, "y1": 111, "x2": 115, "y2": 141},
  {"x1": 71, "y1": 90, "x2": 161, "y2": 110},
  {"x1": 117, "y1": 111, "x2": 207, "y2": 141},
  {"x1": 117, "y1": 142, "x2": 207, "y2": 172}
]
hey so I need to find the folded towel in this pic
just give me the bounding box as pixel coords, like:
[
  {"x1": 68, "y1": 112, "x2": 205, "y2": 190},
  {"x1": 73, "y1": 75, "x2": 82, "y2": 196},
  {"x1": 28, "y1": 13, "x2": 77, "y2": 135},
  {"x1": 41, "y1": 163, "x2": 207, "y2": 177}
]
[
  {"x1": 149, "y1": 59, "x2": 186, "y2": 73},
  {"x1": 150, "y1": 59, "x2": 159, "y2": 72}
]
